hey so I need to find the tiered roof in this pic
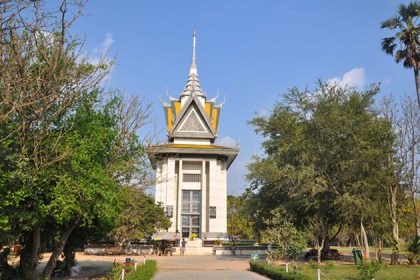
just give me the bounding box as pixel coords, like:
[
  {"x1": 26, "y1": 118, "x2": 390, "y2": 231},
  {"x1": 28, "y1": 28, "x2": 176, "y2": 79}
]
[{"x1": 161, "y1": 32, "x2": 223, "y2": 143}]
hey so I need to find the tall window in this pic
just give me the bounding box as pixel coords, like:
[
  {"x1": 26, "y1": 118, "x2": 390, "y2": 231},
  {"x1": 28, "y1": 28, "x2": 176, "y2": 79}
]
[{"x1": 181, "y1": 190, "x2": 201, "y2": 238}]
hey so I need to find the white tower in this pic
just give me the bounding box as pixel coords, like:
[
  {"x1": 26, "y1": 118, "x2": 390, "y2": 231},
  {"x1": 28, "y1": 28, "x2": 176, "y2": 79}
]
[{"x1": 147, "y1": 33, "x2": 239, "y2": 240}]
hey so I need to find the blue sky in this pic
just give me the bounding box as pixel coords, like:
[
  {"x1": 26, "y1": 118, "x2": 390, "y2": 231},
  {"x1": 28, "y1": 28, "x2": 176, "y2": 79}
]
[{"x1": 71, "y1": 0, "x2": 414, "y2": 194}]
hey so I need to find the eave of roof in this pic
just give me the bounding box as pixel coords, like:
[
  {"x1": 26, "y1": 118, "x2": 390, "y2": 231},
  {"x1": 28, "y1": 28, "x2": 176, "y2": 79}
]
[{"x1": 146, "y1": 144, "x2": 239, "y2": 169}]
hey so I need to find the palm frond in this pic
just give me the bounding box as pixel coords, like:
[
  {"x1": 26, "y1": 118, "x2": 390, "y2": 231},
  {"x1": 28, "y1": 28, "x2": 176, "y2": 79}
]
[
  {"x1": 381, "y1": 37, "x2": 396, "y2": 55},
  {"x1": 403, "y1": 57, "x2": 414, "y2": 68},
  {"x1": 381, "y1": 16, "x2": 403, "y2": 29},
  {"x1": 399, "y1": 2, "x2": 420, "y2": 21},
  {"x1": 381, "y1": 1, "x2": 420, "y2": 70},
  {"x1": 395, "y1": 49, "x2": 408, "y2": 63}
]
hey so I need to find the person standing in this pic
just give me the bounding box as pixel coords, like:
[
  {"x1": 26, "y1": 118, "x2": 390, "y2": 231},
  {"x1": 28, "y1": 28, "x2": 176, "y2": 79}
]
[
  {"x1": 174, "y1": 229, "x2": 180, "y2": 247},
  {"x1": 180, "y1": 238, "x2": 187, "y2": 256}
]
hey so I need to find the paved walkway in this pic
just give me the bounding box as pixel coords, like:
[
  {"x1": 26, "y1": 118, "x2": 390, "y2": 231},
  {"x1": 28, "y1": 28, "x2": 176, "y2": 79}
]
[{"x1": 153, "y1": 255, "x2": 268, "y2": 280}]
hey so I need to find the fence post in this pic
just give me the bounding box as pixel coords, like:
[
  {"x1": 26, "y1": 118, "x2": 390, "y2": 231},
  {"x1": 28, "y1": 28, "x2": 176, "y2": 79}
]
[
  {"x1": 285, "y1": 262, "x2": 289, "y2": 273},
  {"x1": 121, "y1": 269, "x2": 125, "y2": 280},
  {"x1": 134, "y1": 261, "x2": 138, "y2": 271},
  {"x1": 143, "y1": 255, "x2": 146, "y2": 265},
  {"x1": 317, "y1": 268, "x2": 321, "y2": 280}
]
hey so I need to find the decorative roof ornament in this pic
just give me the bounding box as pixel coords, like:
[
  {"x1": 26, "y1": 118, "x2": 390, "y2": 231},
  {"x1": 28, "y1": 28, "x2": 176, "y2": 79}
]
[
  {"x1": 181, "y1": 31, "x2": 205, "y2": 97},
  {"x1": 165, "y1": 88, "x2": 177, "y2": 101}
]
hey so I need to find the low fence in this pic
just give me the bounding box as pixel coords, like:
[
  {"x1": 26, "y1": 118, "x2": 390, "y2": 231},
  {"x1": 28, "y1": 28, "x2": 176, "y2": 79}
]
[
  {"x1": 85, "y1": 244, "x2": 154, "y2": 256},
  {"x1": 213, "y1": 245, "x2": 268, "y2": 256}
]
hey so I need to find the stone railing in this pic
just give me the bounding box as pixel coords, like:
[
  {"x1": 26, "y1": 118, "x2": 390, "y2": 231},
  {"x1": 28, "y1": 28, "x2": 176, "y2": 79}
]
[{"x1": 213, "y1": 245, "x2": 268, "y2": 256}]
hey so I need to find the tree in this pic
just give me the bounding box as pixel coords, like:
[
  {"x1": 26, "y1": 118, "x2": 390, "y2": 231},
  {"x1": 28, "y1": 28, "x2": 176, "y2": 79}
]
[
  {"x1": 381, "y1": 1, "x2": 420, "y2": 108},
  {"x1": 0, "y1": 1, "x2": 110, "y2": 278},
  {"x1": 247, "y1": 82, "x2": 395, "y2": 261},
  {"x1": 398, "y1": 96, "x2": 420, "y2": 237},
  {"x1": 111, "y1": 188, "x2": 170, "y2": 246},
  {"x1": 263, "y1": 208, "x2": 306, "y2": 261},
  {"x1": 0, "y1": 1, "x2": 155, "y2": 278},
  {"x1": 227, "y1": 195, "x2": 255, "y2": 239}
]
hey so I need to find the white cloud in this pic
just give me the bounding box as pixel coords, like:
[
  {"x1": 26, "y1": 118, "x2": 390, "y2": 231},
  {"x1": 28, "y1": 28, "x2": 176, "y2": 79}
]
[
  {"x1": 257, "y1": 108, "x2": 270, "y2": 118},
  {"x1": 327, "y1": 67, "x2": 366, "y2": 88},
  {"x1": 89, "y1": 33, "x2": 114, "y2": 65},
  {"x1": 217, "y1": 136, "x2": 239, "y2": 148},
  {"x1": 102, "y1": 33, "x2": 114, "y2": 53}
]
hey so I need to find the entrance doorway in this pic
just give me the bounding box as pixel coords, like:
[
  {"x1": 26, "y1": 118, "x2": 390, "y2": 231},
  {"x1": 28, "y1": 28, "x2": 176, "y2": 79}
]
[{"x1": 181, "y1": 190, "x2": 201, "y2": 238}]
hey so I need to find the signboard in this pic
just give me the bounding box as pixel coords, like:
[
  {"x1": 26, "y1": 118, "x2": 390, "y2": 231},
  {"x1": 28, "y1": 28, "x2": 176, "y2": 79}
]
[
  {"x1": 210, "y1": 206, "x2": 216, "y2": 219},
  {"x1": 166, "y1": 205, "x2": 173, "y2": 218}
]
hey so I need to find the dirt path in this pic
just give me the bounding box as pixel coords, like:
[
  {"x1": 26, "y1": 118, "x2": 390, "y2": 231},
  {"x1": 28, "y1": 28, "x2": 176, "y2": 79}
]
[{"x1": 36, "y1": 253, "x2": 267, "y2": 279}]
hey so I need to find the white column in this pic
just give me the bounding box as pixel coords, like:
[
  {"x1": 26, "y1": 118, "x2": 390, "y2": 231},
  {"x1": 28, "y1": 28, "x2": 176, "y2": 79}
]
[
  {"x1": 177, "y1": 160, "x2": 183, "y2": 233},
  {"x1": 201, "y1": 160, "x2": 207, "y2": 235}
]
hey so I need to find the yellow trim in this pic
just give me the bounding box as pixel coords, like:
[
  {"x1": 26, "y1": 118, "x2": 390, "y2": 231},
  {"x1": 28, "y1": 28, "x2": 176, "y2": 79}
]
[
  {"x1": 167, "y1": 107, "x2": 173, "y2": 130},
  {"x1": 212, "y1": 108, "x2": 219, "y2": 130},
  {"x1": 205, "y1": 102, "x2": 211, "y2": 118},
  {"x1": 174, "y1": 101, "x2": 181, "y2": 117}
]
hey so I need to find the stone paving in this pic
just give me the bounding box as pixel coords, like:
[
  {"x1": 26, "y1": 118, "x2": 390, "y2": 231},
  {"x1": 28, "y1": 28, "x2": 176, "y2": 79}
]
[{"x1": 153, "y1": 255, "x2": 268, "y2": 280}]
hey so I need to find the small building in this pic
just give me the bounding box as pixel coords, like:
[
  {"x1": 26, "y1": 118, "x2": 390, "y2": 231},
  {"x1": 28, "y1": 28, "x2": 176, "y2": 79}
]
[{"x1": 147, "y1": 33, "x2": 239, "y2": 240}]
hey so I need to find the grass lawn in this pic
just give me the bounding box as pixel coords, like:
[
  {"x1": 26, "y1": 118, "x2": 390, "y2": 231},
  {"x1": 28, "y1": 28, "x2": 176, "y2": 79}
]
[
  {"x1": 300, "y1": 265, "x2": 420, "y2": 280},
  {"x1": 309, "y1": 246, "x2": 407, "y2": 255},
  {"x1": 251, "y1": 261, "x2": 420, "y2": 280},
  {"x1": 125, "y1": 260, "x2": 157, "y2": 280},
  {"x1": 108, "y1": 260, "x2": 157, "y2": 280}
]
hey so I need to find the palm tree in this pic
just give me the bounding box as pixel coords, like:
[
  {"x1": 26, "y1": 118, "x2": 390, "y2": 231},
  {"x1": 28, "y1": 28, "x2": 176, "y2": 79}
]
[{"x1": 381, "y1": 2, "x2": 420, "y2": 108}]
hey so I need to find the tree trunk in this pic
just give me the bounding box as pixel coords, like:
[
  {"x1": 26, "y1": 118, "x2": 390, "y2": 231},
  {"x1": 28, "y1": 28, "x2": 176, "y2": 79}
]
[
  {"x1": 63, "y1": 243, "x2": 76, "y2": 276},
  {"x1": 42, "y1": 217, "x2": 80, "y2": 278},
  {"x1": 390, "y1": 200, "x2": 399, "y2": 241},
  {"x1": 63, "y1": 229, "x2": 79, "y2": 275},
  {"x1": 19, "y1": 228, "x2": 41, "y2": 280},
  {"x1": 360, "y1": 220, "x2": 370, "y2": 261},
  {"x1": 414, "y1": 68, "x2": 420, "y2": 109},
  {"x1": 315, "y1": 237, "x2": 325, "y2": 264},
  {"x1": 377, "y1": 238, "x2": 383, "y2": 263},
  {"x1": 388, "y1": 156, "x2": 400, "y2": 243},
  {"x1": 411, "y1": 189, "x2": 420, "y2": 237},
  {"x1": 355, "y1": 233, "x2": 361, "y2": 248},
  {"x1": 409, "y1": 137, "x2": 420, "y2": 237}
]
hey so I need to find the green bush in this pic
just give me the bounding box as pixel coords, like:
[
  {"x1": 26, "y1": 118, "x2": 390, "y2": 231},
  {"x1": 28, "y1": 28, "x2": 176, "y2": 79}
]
[
  {"x1": 407, "y1": 236, "x2": 420, "y2": 265},
  {"x1": 356, "y1": 261, "x2": 383, "y2": 280},
  {"x1": 324, "y1": 261, "x2": 334, "y2": 270},
  {"x1": 249, "y1": 261, "x2": 309, "y2": 280},
  {"x1": 108, "y1": 260, "x2": 157, "y2": 280},
  {"x1": 308, "y1": 259, "x2": 319, "y2": 270},
  {"x1": 108, "y1": 263, "x2": 124, "y2": 279}
]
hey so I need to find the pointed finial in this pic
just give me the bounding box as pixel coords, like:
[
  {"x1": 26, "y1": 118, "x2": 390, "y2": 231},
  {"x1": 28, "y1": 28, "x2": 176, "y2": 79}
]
[
  {"x1": 187, "y1": 31, "x2": 198, "y2": 77},
  {"x1": 181, "y1": 31, "x2": 205, "y2": 97},
  {"x1": 192, "y1": 31, "x2": 197, "y2": 64}
]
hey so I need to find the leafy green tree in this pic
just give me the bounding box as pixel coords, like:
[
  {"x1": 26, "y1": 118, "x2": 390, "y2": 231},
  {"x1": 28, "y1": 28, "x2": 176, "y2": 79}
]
[
  {"x1": 263, "y1": 208, "x2": 306, "y2": 261},
  {"x1": 247, "y1": 82, "x2": 395, "y2": 261},
  {"x1": 111, "y1": 188, "x2": 171, "y2": 246},
  {"x1": 227, "y1": 195, "x2": 255, "y2": 239},
  {"x1": 0, "y1": 1, "x2": 155, "y2": 278},
  {"x1": 381, "y1": 1, "x2": 420, "y2": 108},
  {"x1": 0, "y1": 1, "x2": 110, "y2": 277}
]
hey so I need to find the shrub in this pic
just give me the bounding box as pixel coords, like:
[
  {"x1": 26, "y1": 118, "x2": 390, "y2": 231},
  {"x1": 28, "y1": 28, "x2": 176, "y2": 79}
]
[
  {"x1": 324, "y1": 261, "x2": 334, "y2": 270},
  {"x1": 249, "y1": 261, "x2": 309, "y2": 280},
  {"x1": 407, "y1": 236, "x2": 420, "y2": 265},
  {"x1": 108, "y1": 263, "x2": 124, "y2": 279},
  {"x1": 264, "y1": 209, "x2": 307, "y2": 261},
  {"x1": 356, "y1": 261, "x2": 383, "y2": 280},
  {"x1": 308, "y1": 259, "x2": 319, "y2": 270}
]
